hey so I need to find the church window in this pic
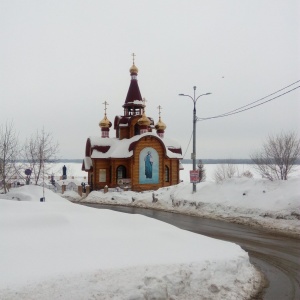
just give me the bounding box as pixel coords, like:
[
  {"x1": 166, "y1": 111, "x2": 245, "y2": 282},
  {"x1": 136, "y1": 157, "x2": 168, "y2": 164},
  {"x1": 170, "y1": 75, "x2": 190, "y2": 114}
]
[
  {"x1": 165, "y1": 166, "x2": 169, "y2": 182},
  {"x1": 117, "y1": 165, "x2": 126, "y2": 180},
  {"x1": 99, "y1": 169, "x2": 106, "y2": 182}
]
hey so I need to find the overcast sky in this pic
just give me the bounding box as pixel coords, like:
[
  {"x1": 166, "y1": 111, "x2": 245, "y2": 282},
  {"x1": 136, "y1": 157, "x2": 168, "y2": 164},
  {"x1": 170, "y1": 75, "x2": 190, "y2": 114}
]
[{"x1": 1, "y1": 0, "x2": 299, "y2": 159}]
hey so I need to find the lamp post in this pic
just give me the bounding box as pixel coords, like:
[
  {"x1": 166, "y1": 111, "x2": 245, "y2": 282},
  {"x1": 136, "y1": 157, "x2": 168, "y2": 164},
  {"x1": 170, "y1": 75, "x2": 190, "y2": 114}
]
[{"x1": 179, "y1": 86, "x2": 211, "y2": 193}]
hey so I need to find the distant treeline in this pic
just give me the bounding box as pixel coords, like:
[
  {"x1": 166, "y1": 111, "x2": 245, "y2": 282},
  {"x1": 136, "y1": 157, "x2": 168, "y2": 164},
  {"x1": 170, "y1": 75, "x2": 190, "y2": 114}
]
[
  {"x1": 181, "y1": 158, "x2": 300, "y2": 165},
  {"x1": 181, "y1": 159, "x2": 255, "y2": 164},
  {"x1": 56, "y1": 159, "x2": 258, "y2": 164},
  {"x1": 17, "y1": 158, "x2": 300, "y2": 164},
  {"x1": 57, "y1": 159, "x2": 83, "y2": 163}
]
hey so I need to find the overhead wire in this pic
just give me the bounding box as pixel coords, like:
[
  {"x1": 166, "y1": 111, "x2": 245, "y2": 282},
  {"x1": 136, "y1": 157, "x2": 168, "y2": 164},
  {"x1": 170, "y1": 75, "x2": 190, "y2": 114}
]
[
  {"x1": 182, "y1": 131, "x2": 193, "y2": 159},
  {"x1": 181, "y1": 80, "x2": 300, "y2": 158},
  {"x1": 197, "y1": 80, "x2": 300, "y2": 121}
]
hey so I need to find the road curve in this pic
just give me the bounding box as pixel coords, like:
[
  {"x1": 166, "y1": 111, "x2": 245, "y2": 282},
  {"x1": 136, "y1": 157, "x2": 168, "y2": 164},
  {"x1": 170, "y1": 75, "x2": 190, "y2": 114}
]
[{"x1": 80, "y1": 203, "x2": 300, "y2": 300}]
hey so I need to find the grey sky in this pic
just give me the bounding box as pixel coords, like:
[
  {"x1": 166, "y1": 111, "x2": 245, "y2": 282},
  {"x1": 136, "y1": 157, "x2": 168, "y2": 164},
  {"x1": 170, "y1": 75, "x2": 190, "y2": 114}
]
[{"x1": 1, "y1": 0, "x2": 299, "y2": 159}]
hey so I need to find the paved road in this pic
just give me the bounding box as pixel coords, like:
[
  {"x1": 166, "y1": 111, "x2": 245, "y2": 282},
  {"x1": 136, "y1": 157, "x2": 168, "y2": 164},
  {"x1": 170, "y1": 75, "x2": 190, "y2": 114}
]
[{"x1": 80, "y1": 203, "x2": 300, "y2": 300}]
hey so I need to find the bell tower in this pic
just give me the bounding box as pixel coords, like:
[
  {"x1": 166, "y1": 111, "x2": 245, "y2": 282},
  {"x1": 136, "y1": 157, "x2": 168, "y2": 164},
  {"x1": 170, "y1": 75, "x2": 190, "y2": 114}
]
[{"x1": 114, "y1": 54, "x2": 154, "y2": 139}]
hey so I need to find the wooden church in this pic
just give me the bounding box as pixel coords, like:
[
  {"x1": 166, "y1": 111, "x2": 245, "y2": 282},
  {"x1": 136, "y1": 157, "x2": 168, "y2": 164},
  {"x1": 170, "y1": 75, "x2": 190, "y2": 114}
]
[{"x1": 82, "y1": 56, "x2": 183, "y2": 192}]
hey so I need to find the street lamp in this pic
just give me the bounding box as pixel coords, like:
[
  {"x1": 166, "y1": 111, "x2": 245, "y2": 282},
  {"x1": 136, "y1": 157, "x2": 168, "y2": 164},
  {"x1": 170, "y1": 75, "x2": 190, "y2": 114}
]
[{"x1": 179, "y1": 86, "x2": 211, "y2": 193}]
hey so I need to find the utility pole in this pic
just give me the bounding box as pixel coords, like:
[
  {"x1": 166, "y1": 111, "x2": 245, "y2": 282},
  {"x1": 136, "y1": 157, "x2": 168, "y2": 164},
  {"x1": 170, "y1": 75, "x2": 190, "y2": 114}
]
[{"x1": 179, "y1": 87, "x2": 211, "y2": 193}]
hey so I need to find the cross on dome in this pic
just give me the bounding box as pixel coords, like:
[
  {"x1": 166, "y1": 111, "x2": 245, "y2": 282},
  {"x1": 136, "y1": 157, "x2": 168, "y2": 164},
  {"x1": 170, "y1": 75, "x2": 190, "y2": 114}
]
[
  {"x1": 155, "y1": 104, "x2": 166, "y2": 135},
  {"x1": 132, "y1": 53, "x2": 136, "y2": 65},
  {"x1": 130, "y1": 53, "x2": 139, "y2": 75},
  {"x1": 158, "y1": 105, "x2": 162, "y2": 117},
  {"x1": 103, "y1": 101, "x2": 109, "y2": 115},
  {"x1": 99, "y1": 100, "x2": 112, "y2": 132}
]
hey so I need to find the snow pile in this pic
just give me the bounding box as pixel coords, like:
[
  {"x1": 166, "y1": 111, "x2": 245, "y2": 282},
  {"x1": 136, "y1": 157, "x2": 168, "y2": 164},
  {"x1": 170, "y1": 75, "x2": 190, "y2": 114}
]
[
  {"x1": 60, "y1": 189, "x2": 84, "y2": 201},
  {"x1": 0, "y1": 185, "x2": 262, "y2": 299},
  {"x1": 82, "y1": 176, "x2": 300, "y2": 237}
]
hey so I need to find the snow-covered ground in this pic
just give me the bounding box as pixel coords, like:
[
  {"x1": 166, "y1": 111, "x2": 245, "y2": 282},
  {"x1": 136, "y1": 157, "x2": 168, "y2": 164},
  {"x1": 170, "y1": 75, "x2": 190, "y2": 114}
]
[
  {"x1": 0, "y1": 185, "x2": 262, "y2": 299},
  {"x1": 22, "y1": 162, "x2": 300, "y2": 237},
  {"x1": 2, "y1": 163, "x2": 298, "y2": 298},
  {"x1": 65, "y1": 163, "x2": 300, "y2": 238}
]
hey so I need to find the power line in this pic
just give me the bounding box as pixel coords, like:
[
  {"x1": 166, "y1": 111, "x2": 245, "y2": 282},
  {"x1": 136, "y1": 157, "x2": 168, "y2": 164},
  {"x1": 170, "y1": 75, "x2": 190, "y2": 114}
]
[
  {"x1": 217, "y1": 79, "x2": 300, "y2": 117},
  {"x1": 181, "y1": 80, "x2": 300, "y2": 158},
  {"x1": 182, "y1": 131, "x2": 193, "y2": 159},
  {"x1": 199, "y1": 86, "x2": 300, "y2": 121},
  {"x1": 197, "y1": 81, "x2": 300, "y2": 121}
]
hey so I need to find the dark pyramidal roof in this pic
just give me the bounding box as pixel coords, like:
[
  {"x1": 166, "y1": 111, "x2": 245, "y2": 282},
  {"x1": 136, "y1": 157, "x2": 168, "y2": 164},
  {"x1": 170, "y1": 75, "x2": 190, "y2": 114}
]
[{"x1": 123, "y1": 61, "x2": 143, "y2": 108}]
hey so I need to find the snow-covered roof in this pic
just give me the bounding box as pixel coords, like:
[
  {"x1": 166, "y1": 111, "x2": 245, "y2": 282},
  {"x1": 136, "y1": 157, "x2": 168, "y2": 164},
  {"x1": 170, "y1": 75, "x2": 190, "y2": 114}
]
[
  {"x1": 126, "y1": 100, "x2": 144, "y2": 105},
  {"x1": 88, "y1": 132, "x2": 182, "y2": 159}
]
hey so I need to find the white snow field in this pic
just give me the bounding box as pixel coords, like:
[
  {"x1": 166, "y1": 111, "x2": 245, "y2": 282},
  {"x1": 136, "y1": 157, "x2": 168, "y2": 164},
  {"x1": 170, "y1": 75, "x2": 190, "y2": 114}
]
[
  {"x1": 75, "y1": 164, "x2": 300, "y2": 238},
  {"x1": 0, "y1": 185, "x2": 262, "y2": 299}
]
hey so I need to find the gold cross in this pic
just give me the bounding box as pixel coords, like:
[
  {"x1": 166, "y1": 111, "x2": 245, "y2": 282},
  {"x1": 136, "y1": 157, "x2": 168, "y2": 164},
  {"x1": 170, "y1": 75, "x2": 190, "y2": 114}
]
[
  {"x1": 103, "y1": 101, "x2": 109, "y2": 115},
  {"x1": 132, "y1": 53, "x2": 136, "y2": 64},
  {"x1": 158, "y1": 105, "x2": 162, "y2": 117}
]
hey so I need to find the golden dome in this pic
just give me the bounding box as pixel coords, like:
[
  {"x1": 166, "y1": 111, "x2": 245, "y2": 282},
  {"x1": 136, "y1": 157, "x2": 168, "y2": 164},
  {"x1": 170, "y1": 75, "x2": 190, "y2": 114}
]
[
  {"x1": 155, "y1": 117, "x2": 167, "y2": 131},
  {"x1": 130, "y1": 63, "x2": 139, "y2": 74},
  {"x1": 138, "y1": 111, "x2": 151, "y2": 126},
  {"x1": 99, "y1": 115, "x2": 112, "y2": 128}
]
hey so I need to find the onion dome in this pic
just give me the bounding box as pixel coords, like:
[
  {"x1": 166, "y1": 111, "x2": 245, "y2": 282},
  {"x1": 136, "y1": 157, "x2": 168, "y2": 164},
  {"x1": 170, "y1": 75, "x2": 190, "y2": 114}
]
[
  {"x1": 155, "y1": 105, "x2": 166, "y2": 138},
  {"x1": 130, "y1": 63, "x2": 138, "y2": 75},
  {"x1": 155, "y1": 117, "x2": 167, "y2": 131},
  {"x1": 99, "y1": 101, "x2": 112, "y2": 138},
  {"x1": 99, "y1": 114, "x2": 112, "y2": 128},
  {"x1": 138, "y1": 111, "x2": 151, "y2": 126},
  {"x1": 99, "y1": 101, "x2": 112, "y2": 129},
  {"x1": 99, "y1": 114, "x2": 112, "y2": 138}
]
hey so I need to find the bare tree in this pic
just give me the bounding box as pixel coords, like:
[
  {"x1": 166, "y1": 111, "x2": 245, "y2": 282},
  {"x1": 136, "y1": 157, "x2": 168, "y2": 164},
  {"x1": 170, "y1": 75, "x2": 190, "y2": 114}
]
[
  {"x1": 214, "y1": 163, "x2": 237, "y2": 184},
  {"x1": 0, "y1": 122, "x2": 19, "y2": 193},
  {"x1": 251, "y1": 132, "x2": 300, "y2": 181},
  {"x1": 197, "y1": 159, "x2": 206, "y2": 182},
  {"x1": 23, "y1": 129, "x2": 59, "y2": 185}
]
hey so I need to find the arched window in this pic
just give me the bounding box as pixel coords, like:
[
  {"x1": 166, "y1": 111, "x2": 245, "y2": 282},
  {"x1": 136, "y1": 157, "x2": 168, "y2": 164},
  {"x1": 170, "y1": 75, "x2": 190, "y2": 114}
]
[
  {"x1": 165, "y1": 166, "x2": 169, "y2": 182},
  {"x1": 116, "y1": 165, "x2": 126, "y2": 180}
]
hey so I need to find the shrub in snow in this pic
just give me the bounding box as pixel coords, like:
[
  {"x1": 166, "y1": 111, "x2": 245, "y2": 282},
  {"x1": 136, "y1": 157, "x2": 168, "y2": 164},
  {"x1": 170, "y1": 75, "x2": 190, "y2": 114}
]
[
  {"x1": 241, "y1": 170, "x2": 254, "y2": 178},
  {"x1": 250, "y1": 132, "x2": 300, "y2": 181},
  {"x1": 214, "y1": 164, "x2": 237, "y2": 183},
  {"x1": 197, "y1": 159, "x2": 206, "y2": 182}
]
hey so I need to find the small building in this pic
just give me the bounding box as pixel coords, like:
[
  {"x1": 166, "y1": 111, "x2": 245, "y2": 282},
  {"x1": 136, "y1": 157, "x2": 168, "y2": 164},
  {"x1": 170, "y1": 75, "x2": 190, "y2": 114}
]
[{"x1": 82, "y1": 57, "x2": 182, "y2": 192}]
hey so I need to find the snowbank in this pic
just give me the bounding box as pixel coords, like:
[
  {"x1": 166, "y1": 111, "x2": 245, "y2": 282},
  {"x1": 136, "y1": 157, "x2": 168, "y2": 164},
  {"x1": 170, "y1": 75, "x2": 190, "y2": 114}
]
[
  {"x1": 0, "y1": 185, "x2": 262, "y2": 299},
  {"x1": 80, "y1": 176, "x2": 300, "y2": 238}
]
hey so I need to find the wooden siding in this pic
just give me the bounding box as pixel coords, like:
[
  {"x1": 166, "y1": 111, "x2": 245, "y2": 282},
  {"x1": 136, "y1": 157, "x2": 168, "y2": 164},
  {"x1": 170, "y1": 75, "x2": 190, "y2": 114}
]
[
  {"x1": 88, "y1": 135, "x2": 180, "y2": 192},
  {"x1": 131, "y1": 135, "x2": 165, "y2": 191}
]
